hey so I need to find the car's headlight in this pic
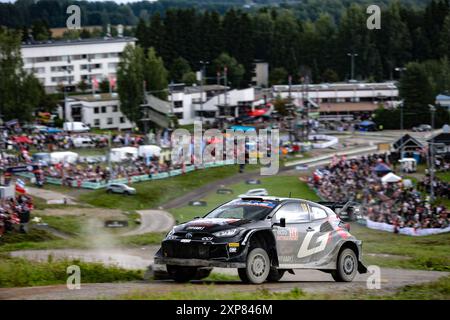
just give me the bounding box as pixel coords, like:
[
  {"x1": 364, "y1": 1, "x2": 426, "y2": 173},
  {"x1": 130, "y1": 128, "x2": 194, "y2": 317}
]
[
  {"x1": 213, "y1": 228, "x2": 240, "y2": 238},
  {"x1": 166, "y1": 227, "x2": 176, "y2": 238}
]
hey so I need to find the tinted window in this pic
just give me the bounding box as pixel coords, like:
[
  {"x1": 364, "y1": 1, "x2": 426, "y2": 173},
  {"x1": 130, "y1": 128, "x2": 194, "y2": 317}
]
[
  {"x1": 276, "y1": 202, "x2": 309, "y2": 223},
  {"x1": 310, "y1": 206, "x2": 328, "y2": 220},
  {"x1": 205, "y1": 199, "x2": 278, "y2": 221}
]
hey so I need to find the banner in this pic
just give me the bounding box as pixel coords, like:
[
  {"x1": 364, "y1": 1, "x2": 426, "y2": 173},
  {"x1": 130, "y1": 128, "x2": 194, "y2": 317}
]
[{"x1": 365, "y1": 219, "x2": 450, "y2": 236}]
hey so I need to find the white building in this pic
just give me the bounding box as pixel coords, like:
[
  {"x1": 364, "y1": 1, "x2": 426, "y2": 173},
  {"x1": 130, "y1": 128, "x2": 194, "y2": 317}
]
[
  {"x1": 21, "y1": 37, "x2": 135, "y2": 93},
  {"x1": 61, "y1": 93, "x2": 134, "y2": 130},
  {"x1": 251, "y1": 61, "x2": 269, "y2": 88},
  {"x1": 170, "y1": 85, "x2": 264, "y2": 125},
  {"x1": 273, "y1": 82, "x2": 400, "y2": 119}
]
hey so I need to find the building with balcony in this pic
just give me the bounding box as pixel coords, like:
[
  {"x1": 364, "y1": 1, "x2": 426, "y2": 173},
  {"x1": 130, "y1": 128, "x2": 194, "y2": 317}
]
[{"x1": 21, "y1": 37, "x2": 135, "y2": 93}]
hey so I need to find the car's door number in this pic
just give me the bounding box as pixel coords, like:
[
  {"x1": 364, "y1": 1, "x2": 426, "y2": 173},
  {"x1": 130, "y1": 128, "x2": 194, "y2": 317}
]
[{"x1": 297, "y1": 228, "x2": 330, "y2": 258}]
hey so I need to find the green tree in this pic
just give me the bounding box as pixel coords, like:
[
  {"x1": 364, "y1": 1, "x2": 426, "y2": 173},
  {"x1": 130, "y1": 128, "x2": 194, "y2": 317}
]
[
  {"x1": 117, "y1": 44, "x2": 146, "y2": 124},
  {"x1": 213, "y1": 53, "x2": 245, "y2": 88},
  {"x1": 321, "y1": 68, "x2": 339, "y2": 83},
  {"x1": 439, "y1": 14, "x2": 450, "y2": 58},
  {"x1": 31, "y1": 20, "x2": 51, "y2": 41},
  {"x1": 144, "y1": 47, "x2": 168, "y2": 100},
  {"x1": 269, "y1": 67, "x2": 288, "y2": 85},
  {"x1": 0, "y1": 28, "x2": 44, "y2": 122},
  {"x1": 99, "y1": 78, "x2": 110, "y2": 93},
  {"x1": 135, "y1": 18, "x2": 150, "y2": 50},
  {"x1": 182, "y1": 71, "x2": 197, "y2": 86},
  {"x1": 169, "y1": 57, "x2": 191, "y2": 83},
  {"x1": 400, "y1": 62, "x2": 435, "y2": 110},
  {"x1": 77, "y1": 80, "x2": 89, "y2": 93}
]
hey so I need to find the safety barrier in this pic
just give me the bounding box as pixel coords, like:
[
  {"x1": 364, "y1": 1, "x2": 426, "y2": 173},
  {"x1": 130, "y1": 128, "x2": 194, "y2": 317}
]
[{"x1": 15, "y1": 160, "x2": 237, "y2": 190}]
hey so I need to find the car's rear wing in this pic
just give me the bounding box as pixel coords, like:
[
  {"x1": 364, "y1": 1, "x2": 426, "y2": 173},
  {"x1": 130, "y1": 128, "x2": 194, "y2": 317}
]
[
  {"x1": 318, "y1": 201, "x2": 351, "y2": 211},
  {"x1": 318, "y1": 201, "x2": 362, "y2": 221}
]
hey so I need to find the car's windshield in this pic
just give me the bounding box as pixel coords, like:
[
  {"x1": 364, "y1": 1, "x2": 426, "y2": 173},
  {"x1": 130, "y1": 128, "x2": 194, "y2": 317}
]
[{"x1": 205, "y1": 199, "x2": 278, "y2": 220}]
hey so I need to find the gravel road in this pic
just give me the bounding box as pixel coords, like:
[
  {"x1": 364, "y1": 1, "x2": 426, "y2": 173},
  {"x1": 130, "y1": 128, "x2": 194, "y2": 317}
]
[
  {"x1": 122, "y1": 210, "x2": 174, "y2": 236},
  {"x1": 0, "y1": 267, "x2": 447, "y2": 300}
]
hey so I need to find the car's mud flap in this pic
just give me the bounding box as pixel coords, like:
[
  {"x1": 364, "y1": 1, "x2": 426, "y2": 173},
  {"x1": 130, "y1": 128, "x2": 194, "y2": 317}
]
[
  {"x1": 145, "y1": 264, "x2": 171, "y2": 280},
  {"x1": 358, "y1": 261, "x2": 368, "y2": 274}
]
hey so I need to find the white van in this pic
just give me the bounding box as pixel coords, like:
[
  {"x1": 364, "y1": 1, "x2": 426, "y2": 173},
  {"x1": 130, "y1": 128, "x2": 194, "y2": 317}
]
[
  {"x1": 64, "y1": 122, "x2": 90, "y2": 133},
  {"x1": 72, "y1": 137, "x2": 95, "y2": 148}
]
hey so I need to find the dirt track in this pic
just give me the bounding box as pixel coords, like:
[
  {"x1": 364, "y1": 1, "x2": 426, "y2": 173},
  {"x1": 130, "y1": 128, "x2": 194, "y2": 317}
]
[
  {"x1": 4, "y1": 248, "x2": 448, "y2": 300},
  {"x1": 0, "y1": 268, "x2": 447, "y2": 300}
]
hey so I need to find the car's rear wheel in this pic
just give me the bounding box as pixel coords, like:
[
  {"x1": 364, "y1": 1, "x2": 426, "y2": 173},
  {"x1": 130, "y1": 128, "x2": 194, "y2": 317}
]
[
  {"x1": 266, "y1": 268, "x2": 285, "y2": 282},
  {"x1": 167, "y1": 265, "x2": 197, "y2": 283},
  {"x1": 332, "y1": 248, "x2": 357, "y2": 282},
  {"x1": 239, "y1": 248, "x2": 270, "y2": 284}
]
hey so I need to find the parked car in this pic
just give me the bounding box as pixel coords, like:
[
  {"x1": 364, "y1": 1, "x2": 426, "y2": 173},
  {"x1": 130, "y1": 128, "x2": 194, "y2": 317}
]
[
  {"x1": 154, "y1": 196, "x2": 367, "y2": 284},
  {"x1": 40, "y1": 127, "x2": 63, "y2": 134},
  {"x1": 106, "y1": 183, "x2": 136, "y2": 195},
  {"x1": 412, "y1": 124, "x2": 432, "y2": 132},
  {"x1": 238, "y1": 188, "x2": 269, "y2": 198}
]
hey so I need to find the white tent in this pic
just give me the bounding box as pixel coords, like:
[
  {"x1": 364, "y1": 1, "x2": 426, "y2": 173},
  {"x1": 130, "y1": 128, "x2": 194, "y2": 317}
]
[
  {"x1": 381, "y1": 172, "x2": 402, "y2": 183},
  {"x1": 50, "y1": 151, "x2": 79, "y2": 164},
  {"x1": 138, "y1": 145, "x2": 161, "y2": 158},
  {"x1": 109, "y1": 147, "x2": 138, "y2": 163}
]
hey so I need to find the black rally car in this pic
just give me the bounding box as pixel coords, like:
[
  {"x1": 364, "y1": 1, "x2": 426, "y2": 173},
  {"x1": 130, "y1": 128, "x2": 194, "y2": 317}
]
[{"x1": 154, "y1": 197, "x2": 367, "y2": 284}]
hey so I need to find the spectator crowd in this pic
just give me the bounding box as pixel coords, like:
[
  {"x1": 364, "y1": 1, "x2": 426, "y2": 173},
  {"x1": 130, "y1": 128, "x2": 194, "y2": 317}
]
[
  {"x1": 309, "y1": 153, "x2": 449, "y2": 230},
  {"x1": 0, "y1": 195, "x2": 33, "y2": 237}
]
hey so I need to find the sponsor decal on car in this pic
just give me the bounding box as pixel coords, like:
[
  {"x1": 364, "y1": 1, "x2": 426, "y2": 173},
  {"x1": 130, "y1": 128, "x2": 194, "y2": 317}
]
[
  {"x1": 276, "y1": 227, "x2": 299, "y2": 241},
  {"x1": 186, "y1": 226, "x2": 205, "y2": 231},
  {"x1": 234, "y1": 200, "x2": 277, "y2": 208}
]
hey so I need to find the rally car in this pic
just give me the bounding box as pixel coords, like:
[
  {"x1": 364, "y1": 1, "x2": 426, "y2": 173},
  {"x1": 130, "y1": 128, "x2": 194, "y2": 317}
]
[{"x1": 153, "y1": 196, "x2": 367, "y2": 284}]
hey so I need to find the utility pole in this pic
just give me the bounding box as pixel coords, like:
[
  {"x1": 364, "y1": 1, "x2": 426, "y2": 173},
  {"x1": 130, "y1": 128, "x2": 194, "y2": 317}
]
[
  {"x1": 199, "y1": 60, "x2": 209, "y2": 124},
  {"x1": 347, "y1": 53, "x2": 358, "y2": 81},
  {"x1": 429, "y1": 104, "x2": 436, "y2": 203},
  {"x1": 107, "y1": 130, "x2": 112, "y2": 184},
  {"x1": 224, "y1": 66, "x2": 228, "y2": 116}
]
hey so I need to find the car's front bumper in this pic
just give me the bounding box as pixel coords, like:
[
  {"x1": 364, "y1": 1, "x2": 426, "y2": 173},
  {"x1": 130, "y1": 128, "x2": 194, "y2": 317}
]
[
  {"x1": 154, "y1": 256, "x2": 246, "y2": 268},
  {"x1": 154, "y1": 239, "x2": 248, "y2": 269}
]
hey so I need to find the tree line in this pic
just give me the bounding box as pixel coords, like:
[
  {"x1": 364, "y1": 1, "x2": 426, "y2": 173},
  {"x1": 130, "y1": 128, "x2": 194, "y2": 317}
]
[
  {"x1": 133, "y1": 1, "x2": 449, "y2": 86},
  {"x1": 0, "y1": 0, "x2": 431, "y2": 29}
]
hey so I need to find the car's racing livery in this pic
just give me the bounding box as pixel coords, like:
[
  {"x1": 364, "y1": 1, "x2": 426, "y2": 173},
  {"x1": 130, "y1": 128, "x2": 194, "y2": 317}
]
[{"x1": 154, "y1": 196, "x2": 367, "y2": 284}]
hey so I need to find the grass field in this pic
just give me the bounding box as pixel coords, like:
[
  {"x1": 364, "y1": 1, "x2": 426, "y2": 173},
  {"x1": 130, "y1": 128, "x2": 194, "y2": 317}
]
[
  {"x1": 351, "y1": 223, "x2": 450, "y2": 271},
  {"x1": 0, "y1": 253, "x2": 142, "y2": 288},
  {"x1": 169, "y1": 175, "x2": 319, "y2": 223},
  {"x1": 119, "y1": 276, "x2": 450, "y2": 300},
  {"x1": 79, "y1": 165, "x2": 256, "y2": 211}
]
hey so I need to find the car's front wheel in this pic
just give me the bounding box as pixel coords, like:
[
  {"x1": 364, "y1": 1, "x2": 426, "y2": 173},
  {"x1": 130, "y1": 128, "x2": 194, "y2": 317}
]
[
  {"x1": 167, "y1": 265, "x2": 197, "y2": 283},
  {"x1": 238, "y1": 248, "x2": 270, "y2": 284},
  {"x1": 332, "y1": 248, "x2": 358, "y2": 282}
]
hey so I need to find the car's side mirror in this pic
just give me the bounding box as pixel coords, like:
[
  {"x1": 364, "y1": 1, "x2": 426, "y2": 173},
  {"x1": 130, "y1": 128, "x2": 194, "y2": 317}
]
[
  {"x1": 273, "y1": 217, "x2": 286, "y2": 228},
  {"x1": 194, "y1": 216, "x2": 201, "y2": 220}
]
